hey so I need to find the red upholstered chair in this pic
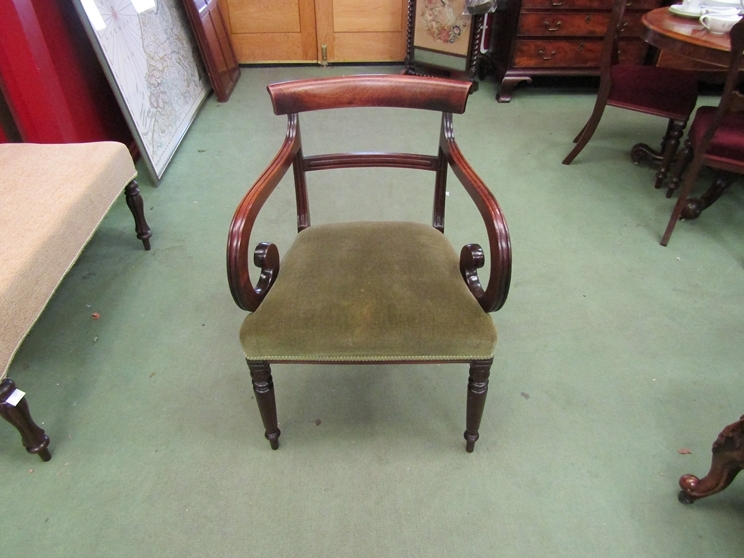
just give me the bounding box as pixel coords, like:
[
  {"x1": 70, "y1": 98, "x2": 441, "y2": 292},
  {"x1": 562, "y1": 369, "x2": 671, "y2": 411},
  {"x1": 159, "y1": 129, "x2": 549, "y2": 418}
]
[
  {"x1": 563, "y1": 0, "x2": 698, "y2": 191},
  {"x1": 227, "y1": 75, "x2": 511, "y2": 452},
  {"x1": 661, "y1": 18, "x2": 744, "y2": 246}
]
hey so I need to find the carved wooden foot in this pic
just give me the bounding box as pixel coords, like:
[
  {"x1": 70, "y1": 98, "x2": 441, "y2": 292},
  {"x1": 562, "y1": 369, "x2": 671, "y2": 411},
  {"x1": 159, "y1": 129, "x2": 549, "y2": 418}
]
[
  {"x1": 630, "y1": 143, "x2": 663, "y2": 165},
  {"x1": 464, "y1": 359, "x2": 491, "y2": 452},
  {"x1": 0, "y1": 379, "x2": 51, "y2": 461},
  {"x1": 497, "y1": 76, "x2": 531, "y2": 103},
  {"x1": 678, "y1": 415, "x2": 744, "y2": 504},
  {"x1": 124, "y1": 180, "x2": 152, "y2": 251},
  {"x1": 680, "y1": 172, "x2": 737, "y2": 220},
  {"x1": 247, "y1": 361, "x2": 280, "y2": 449}
]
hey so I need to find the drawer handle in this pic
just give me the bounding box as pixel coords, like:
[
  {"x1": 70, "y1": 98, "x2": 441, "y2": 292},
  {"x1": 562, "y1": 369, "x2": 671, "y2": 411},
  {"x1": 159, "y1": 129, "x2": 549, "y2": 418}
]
[
  {"x1": 543, "y1": 20, "x2": 562, "y2": 32},
  {"x1": 551, "y1": 0, "x2": 563, "y2": 5},
  {"x1": 538, "y1": 49, "x2": 557, "y2": 60}
]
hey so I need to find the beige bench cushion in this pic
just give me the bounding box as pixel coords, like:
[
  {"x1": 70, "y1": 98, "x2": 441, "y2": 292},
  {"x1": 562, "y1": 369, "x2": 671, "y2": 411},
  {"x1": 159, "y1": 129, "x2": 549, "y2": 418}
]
[
  {"x1": 0, "y1": 142, "x2": 136, "y2": 379},
  {"x1": 239, "y1": 221, "x2": 497, "y2": 362}
]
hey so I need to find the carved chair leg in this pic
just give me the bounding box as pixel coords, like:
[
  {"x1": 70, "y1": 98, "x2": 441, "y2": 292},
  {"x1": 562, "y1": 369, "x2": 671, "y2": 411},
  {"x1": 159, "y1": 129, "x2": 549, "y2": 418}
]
[
  {"x1": 563, "y1": 104, "x2": 606, "y2": 165},
  {"x1": 679, "y1": 415, "x2": 744, "y2": 504},
  {"x1": 124, "y1": 180, "x2": 152, "y2": 251},
  {"x1": 681, "y1": 172, "x2": 738, "y2": 220},
  {"x1": 0, "y1": 379, "x2": 51, "y2": 461},
  {"x1": 654, "y1": 119, "x2": 685, "y2": 190},
  {"x1": 247, "y1": 361, "x2": 281, "y2": 450},
  {"x1": 464, "y1": 359, "x2": 492, "y2": 453},
  {"x1": 665, "y1": 138, "x2": 693, "y2": 198}
]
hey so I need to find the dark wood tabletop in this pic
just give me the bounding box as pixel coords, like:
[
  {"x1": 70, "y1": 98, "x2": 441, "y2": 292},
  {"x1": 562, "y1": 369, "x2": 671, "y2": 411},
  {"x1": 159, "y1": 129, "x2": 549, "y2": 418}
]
[{"x1": 641, "y1": 7, "x2": 733, "y2": 67}]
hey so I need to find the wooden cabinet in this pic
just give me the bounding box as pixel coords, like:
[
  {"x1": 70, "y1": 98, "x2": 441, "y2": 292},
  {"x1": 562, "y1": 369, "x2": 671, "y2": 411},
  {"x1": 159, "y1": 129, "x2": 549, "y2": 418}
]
[
  {"x1": 218, "y1": 0, "x2": 408, "y2": 63},
  {"x1": 488, "y1": 0, "x2": 663, "y2": 102}
]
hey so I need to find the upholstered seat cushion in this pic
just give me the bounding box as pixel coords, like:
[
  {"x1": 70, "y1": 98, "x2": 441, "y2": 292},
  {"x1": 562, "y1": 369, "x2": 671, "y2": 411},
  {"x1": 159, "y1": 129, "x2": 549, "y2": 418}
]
[
  {"x1": 239, "y1": 221, "x2": 497, "y2": 362},
  {"x1": 609, "y1": 66, "x2": 699, "y2": 120},
  {"x1": 688, "y1": 106, "x2": 744, "y2": 164},
  {"x1": 0, "y1": 142, "x2": 137, "y2": 379}
]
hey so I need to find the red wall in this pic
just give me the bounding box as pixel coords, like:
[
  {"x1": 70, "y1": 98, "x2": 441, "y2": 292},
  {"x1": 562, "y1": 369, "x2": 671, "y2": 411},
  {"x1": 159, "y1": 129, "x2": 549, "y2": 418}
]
[{"x1": 0, "y1": 0, "x2": 133, "y2": 146}]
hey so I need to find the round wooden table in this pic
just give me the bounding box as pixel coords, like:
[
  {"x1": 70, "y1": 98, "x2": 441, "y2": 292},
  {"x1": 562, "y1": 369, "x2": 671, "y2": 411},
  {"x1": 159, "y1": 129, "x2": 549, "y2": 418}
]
[{"x1": 641, "y1": 7, "x2": 732, "y2": 67}]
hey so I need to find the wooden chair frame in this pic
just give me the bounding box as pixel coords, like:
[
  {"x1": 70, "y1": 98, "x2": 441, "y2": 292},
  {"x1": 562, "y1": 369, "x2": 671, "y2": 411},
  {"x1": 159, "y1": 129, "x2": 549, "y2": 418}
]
[
  {"x1": 562, "y1": 0, "x2": 697, "y2": 191},
  {"x1": 661, "y1": 19, "x2": 744, "y2": 246},
  {"x1": 227, "y1": 75, "x2": 511, "y2": 452}
]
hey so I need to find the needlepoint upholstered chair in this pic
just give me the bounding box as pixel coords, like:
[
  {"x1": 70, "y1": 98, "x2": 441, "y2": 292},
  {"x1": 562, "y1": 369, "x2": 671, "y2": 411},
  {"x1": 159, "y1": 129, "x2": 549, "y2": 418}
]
[
  {"x1": 562, "y1": 0, "x2": 698, "y2": 191},
  {"x1": 661, "y1": 18, "x2": 744, "y2": 246},
  {"x1": 227, "y1": 75, "x2": 511, "y2": 452}
]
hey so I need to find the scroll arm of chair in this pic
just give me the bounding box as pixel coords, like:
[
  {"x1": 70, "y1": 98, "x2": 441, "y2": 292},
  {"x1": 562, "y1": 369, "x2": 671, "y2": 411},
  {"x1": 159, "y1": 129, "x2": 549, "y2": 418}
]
[
  {"x1": 439, "y1": 113, "x2": 512, "y2": 313},
  {"x1": 227, "y1": 114, "x2": 302, "y2": 311}
]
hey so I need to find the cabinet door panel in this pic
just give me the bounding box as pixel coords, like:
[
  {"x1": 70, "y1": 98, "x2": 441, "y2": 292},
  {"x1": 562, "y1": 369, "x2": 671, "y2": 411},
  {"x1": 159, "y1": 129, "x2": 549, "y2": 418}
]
[
  {"x1": 221, "y1": 0, "x2": 317, "y2": 62},
  {"x1": 222, "y1": 0, "x2": 407, "y2": 63},
  {"x1": 333, "y1": 0, "x2": 403, "y2": 32},
  {"x1": 316, "y1": 0, "x2": 408, "y2": 62},
  {"x1": 227, "y1": 0, "x2": 301, "y2": 33}
]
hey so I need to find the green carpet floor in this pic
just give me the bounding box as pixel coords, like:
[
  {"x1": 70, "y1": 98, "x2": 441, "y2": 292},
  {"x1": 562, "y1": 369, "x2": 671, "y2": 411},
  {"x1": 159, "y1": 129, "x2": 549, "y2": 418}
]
[{"x1": 3, "y1": 66, "x2": 744, "y2": 557}]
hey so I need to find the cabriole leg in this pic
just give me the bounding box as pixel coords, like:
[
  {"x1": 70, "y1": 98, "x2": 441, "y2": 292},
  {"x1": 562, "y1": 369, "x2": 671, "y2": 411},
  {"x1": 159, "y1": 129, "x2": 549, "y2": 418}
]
[
  {"x1": 124, "y1": 180, "x2": 152, "y2": 250},
  {"x1": 247, "y1": 361, "x2": 281, "y2": 450},
  {"x1": 678, "y1": 415, "x2": 744, "y2": 504},
  {"x1": 0, "y1": 379, "x2": 51, "y2": 461},
  {"x1": 464, "y1": 359, "x2": 492, "y2": 453}
]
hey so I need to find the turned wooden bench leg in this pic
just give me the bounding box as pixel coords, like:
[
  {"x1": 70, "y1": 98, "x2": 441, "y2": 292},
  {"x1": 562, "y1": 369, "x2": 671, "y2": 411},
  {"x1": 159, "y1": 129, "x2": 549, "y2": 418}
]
[
  {"x1": 247, "y1": 361, "x2": 281, "y2": 450},
  {"x1": 464, "y1": 359, "x2": 492, "y2": 453},
  {"x1": 124, "y1": 180, "x2": 152, "y2": 251},
  {"x1": 679, "y1": 415, "x2": 744, "y2": 504},
  {"x1": 0, "y1": 379, "x2": 51, "y2": 461}
]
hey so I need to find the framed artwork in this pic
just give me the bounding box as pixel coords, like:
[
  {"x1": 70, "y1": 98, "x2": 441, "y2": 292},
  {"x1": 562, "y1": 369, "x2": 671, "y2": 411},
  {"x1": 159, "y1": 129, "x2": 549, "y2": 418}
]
[
  {"x1": 73, "y1": 0, "x2": 210, "y2": 182},
  {"x1": 407, "y1": 0, "x2": 483, "y2": 75}
]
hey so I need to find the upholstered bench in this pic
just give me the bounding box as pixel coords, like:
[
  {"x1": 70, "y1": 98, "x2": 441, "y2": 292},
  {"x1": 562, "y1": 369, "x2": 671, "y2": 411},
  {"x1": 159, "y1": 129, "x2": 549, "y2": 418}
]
[{"x1": 0, "y1": 142, "x2": 151, "y2": 461}]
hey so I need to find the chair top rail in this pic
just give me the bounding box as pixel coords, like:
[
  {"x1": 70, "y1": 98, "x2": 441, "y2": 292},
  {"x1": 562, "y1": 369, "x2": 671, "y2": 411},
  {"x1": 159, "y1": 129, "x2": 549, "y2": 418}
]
[{"x1": 268, "y1": 75, "x2": 473, "y2": 116}]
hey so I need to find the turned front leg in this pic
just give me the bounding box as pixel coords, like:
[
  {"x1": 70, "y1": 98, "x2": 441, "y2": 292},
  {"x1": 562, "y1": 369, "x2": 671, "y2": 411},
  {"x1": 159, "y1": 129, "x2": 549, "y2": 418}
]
[
  {"x1": 124, "y1": 180, "x2": 152, "y2": 250},
  {"x1": 0, "y1": 379, "x2": 51, "y2": 461},
  {"x1": 464, "y1": 359, "x2": 492, "y2": 453},
  {"x1": 247, "y1": 361, "x2": 281, "y2": 450}
]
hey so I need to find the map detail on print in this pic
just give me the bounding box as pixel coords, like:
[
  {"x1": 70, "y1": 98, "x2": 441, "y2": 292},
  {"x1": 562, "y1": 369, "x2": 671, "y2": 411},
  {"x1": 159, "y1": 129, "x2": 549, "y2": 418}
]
[
  {"x1": 414, "y1": 0, "x2": 472, "y2": 57},
  {"x1": 75, "y1": 0, "x2": 210, "y2": 181}
]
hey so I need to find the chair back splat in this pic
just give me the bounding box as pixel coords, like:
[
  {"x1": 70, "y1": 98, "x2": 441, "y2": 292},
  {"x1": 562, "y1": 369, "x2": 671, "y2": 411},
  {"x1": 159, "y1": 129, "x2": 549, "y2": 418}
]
[{"x1": 226, "y1": 74, "x2": 512, "y2": 452}]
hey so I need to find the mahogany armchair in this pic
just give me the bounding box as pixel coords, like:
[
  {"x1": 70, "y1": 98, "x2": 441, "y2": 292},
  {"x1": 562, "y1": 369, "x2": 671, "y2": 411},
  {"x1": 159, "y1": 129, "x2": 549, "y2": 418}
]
[
  {"x1": 227, "y1": 75, "x2": 511, "y2": 452},
  {"x1": 661, "y1": 18, "x2": 744, "y2": 246},
  {"x1": 562, "y1": 0, "x2": 698, "y2": 192}
]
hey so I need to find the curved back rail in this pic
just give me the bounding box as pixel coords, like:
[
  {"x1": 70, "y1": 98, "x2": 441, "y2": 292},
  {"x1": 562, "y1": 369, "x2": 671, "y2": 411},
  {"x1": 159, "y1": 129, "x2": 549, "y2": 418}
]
[{"x1": 268, "y1": 74, "x2": 473, "y2": 115}]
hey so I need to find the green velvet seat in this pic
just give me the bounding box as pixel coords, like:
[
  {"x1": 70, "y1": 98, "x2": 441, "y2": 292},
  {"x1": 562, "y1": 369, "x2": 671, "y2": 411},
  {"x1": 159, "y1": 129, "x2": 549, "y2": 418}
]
[
  {"x1": 227, "y1": 75, "x2": 512, "y2": 452},
  {"x1": 240, "y1": 221, "x2": 497, "y2": 362}
]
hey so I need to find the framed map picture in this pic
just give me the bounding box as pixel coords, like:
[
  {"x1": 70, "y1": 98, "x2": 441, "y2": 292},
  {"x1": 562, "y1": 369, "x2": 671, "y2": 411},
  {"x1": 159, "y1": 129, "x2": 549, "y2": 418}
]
[
  {"x1": 410, "y1": 0, "x2": 475, "y2": 73},
  {"x1": 73, "y1": 0, "x2": 210, "y2": 182}
]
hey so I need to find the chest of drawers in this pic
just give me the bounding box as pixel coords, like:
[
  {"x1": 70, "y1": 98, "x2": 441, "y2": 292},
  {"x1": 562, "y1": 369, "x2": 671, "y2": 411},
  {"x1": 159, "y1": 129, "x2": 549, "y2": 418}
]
[{"x1": 487, "y1": 0, "x2": 663, "y2": 102}]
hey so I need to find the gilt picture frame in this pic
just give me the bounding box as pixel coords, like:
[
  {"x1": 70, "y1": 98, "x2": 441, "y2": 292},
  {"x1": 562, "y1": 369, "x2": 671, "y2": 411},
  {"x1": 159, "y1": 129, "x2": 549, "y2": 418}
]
[{"x1": 406, "y1": 0, "x2": 483, "y2": 75}]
